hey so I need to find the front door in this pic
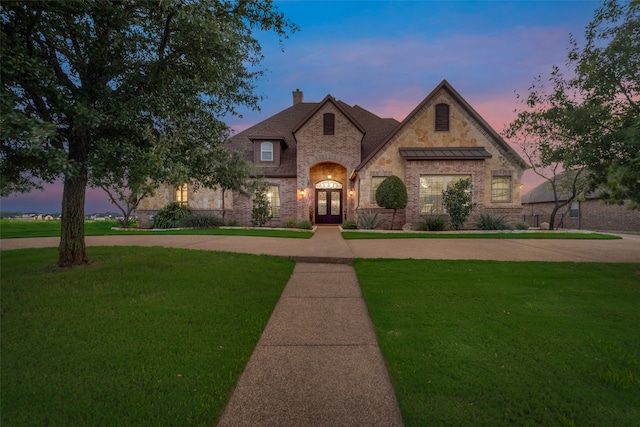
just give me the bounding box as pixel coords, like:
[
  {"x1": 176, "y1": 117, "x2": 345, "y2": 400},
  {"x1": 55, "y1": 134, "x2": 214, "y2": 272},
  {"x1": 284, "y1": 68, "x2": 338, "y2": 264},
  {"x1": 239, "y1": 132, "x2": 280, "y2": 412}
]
[{"x1": 316, "y1": 189, "x2": 342, "y2": 224}]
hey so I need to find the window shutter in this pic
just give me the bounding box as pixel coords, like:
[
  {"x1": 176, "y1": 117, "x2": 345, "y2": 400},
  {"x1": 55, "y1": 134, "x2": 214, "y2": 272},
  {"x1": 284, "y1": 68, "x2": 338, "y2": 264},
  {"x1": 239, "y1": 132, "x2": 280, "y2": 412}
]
[
  {"x1": 435, "y1": 103, "x2": 450, "y2": 131},
  {"x1": 323, "y1": 113, "x2": 335, "y2": 135}
]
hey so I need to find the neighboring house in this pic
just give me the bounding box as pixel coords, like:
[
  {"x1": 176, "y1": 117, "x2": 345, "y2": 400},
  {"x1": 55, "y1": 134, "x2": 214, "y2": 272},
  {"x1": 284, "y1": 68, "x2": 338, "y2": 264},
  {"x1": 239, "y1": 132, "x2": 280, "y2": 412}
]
[
  {"x1": 522, "y1": 181, "x2": 640, "y2": 233},
  {"x1": 137, "y1": 80, "x2": 527, "y2": 229}
]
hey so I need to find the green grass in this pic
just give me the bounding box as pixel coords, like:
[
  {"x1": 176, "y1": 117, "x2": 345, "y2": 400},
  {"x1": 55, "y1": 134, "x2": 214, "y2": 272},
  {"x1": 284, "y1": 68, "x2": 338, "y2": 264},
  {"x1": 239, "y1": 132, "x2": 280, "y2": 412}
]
[
  {"x1": 0, "y1": 219, "x2": 313, "y2": 239},
  {"x1": 342, "y1": 231, "x2": 621, "y2": 240},
  {"x1": 354, "y1": 259, "x2": 640, "y2": 426},
  {"x1": 1, "y1": 247, "x2": 295, "y2": 426}
]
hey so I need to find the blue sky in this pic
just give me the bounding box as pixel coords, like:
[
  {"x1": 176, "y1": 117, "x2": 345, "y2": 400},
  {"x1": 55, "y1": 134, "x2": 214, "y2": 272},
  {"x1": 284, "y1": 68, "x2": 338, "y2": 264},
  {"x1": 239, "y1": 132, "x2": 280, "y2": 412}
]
[{"x1": 1, "y1": 0, "x2": 599, "y2": 213}]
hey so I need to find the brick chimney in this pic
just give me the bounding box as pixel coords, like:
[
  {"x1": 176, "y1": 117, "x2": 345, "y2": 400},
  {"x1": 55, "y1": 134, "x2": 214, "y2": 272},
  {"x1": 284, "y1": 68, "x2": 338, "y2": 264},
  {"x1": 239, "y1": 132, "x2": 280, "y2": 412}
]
[{"x1": 292, "y1": 89, "x2": 304, "y2": 105}]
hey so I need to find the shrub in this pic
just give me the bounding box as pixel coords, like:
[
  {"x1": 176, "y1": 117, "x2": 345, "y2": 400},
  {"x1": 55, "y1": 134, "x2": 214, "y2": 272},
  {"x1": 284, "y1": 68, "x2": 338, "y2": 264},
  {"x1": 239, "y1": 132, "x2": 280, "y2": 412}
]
[
  {"x1": 476, "y1": 213, "x2": 513, "y2": 230},
  {"x1": 341, "y1": 219, "x2": 358, "y2": 230},
  {"x1": 152, "y1": 202, "x2": 192, "y2": 229},
  {"x1": 251, "y1": 181, "x2": 272, "y2": 227},
  {"x1": 417, "y1": 215, "x2": 447, "y2": 231},
  {"x1": 117, "y1": 217, "x2": 137, "y2": 228},
  {"x1": 175, "y1": 214, "x2": 223, "y2": 229},
  {"x1": 442, "y1": 178, "x2": 473, "y2": 230},
  {"x1": 515, "y1": 221, "x2": 529, "y2": 230},
  {"x1": 357, "y1": 211, "x2": 386, "y2": 230},
  {"x1": 282, "y1": 218, "x2": 299, "y2": 228},
  {"x1": 297, "y1": 220, "x2": 313, "y2": 230},
  {"x1": 375, "y1": 175, "x2": 408, "y2": 230},
  {"x1": 225, "y1": 219, "x2": 239, "y2": 227}
]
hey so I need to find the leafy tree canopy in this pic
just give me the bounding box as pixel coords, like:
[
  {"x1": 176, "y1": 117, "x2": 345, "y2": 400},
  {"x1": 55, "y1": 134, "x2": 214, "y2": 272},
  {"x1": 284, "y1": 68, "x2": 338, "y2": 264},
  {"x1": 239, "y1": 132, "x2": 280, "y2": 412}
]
[
  {"x1": 375, "y1": 175, "x2": 407, "y2": 230},
  {"x1": 0, "y1": 0, "x2": 296, "y2": 265},
  {"x1": 442, "y1": 178, "x2": 473, "y2": 230},
  {"x1": 505, "y1": 0, "x2": 639, "y2": 212}
]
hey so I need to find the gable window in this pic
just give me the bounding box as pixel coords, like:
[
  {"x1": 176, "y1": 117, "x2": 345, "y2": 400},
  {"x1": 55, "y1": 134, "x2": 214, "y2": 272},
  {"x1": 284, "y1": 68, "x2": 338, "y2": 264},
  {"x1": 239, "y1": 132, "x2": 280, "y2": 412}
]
[
  {"x1": 266, "y1": 184, "x2": 281, "y2": 218},
  {"x1": 419, "y1": 175, "x2": 470, "y2": 214},
  {"x1": 323, "y1": 113, "x2": 335, "y2": 135},
  {"x1": 260, "y1": 142, "x2": 273, "y2": 161},
  {"x1": 491, "y1": 176, "x2": 511, "y2": 202},
  {"x1": 435, "y1": 103, "x2": 450, "y2": 131},
  {"x1": 174, "y1": 183, "x2": 188, "y2": 206},
  {"x1": 569, "y1": 201, "x2": 579, "y2": 218}
]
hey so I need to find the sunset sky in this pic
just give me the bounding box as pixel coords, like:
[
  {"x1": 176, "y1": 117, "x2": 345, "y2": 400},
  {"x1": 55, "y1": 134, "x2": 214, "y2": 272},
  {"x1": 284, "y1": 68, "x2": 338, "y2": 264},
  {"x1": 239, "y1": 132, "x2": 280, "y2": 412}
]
[{"x1": 1, "y1": 0, "x2": 599, "y2": 214}]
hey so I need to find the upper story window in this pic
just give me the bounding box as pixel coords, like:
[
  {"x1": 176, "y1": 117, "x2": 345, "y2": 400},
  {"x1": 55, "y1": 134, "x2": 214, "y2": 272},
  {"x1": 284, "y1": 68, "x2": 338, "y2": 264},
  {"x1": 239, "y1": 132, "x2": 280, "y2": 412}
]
[
  {"x1": 174, "y1": 183, "x2": 188, "y2": 205},
  {"x1": 435, "y1": 103, "x2": 450, "y2": 131},
  {"x1": 260, "y1": 141, "x2": 273, "y2": 161},
  {"x1": 323, "y1": 113, "x2": 335, "y2": 135}
]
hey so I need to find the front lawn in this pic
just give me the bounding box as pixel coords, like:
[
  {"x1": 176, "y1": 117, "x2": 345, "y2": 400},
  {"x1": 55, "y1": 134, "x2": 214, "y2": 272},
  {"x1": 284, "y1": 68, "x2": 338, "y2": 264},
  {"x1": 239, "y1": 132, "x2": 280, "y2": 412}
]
[
  {"x1": 0, "y1": 219, "x2": 313, "y2": 239},
  {"x1": 355, "y1": 259, "x2": 640, "y2": 426},
  {"x1": 342, "y1": 231, "x2": 621, "y2": 240},
  {"x1": 1, "y1": 247, "x2": 295, "y2": 425}
]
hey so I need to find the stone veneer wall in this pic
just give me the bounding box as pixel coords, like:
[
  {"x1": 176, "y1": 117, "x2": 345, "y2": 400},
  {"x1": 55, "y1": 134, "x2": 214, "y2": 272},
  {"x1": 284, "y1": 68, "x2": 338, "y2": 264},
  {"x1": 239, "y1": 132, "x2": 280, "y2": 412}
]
[{"x1": 136, "y1": 183, "x2": 231, "y2": 228}]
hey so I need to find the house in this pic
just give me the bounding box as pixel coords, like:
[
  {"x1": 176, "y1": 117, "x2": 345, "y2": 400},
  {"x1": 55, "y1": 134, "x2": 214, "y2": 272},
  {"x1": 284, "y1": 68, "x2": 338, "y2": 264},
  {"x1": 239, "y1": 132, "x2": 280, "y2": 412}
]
[
  {"x1": 137, "y1": 80, "x2": 527, "y2": 229},
  {"x1": 522, "y1": 180, "x2": 640, "y2": 233}
]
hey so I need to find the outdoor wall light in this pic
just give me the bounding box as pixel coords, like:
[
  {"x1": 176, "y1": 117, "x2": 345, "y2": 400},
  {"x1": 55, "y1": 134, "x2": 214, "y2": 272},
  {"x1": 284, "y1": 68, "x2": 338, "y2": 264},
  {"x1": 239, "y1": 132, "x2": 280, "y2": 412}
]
[
  {"x1": 349, "y1": 190, "x2": 354, "y2": 196},
  {"x1": 300, "y1": 189, "x2": 306, "y2": 196}
]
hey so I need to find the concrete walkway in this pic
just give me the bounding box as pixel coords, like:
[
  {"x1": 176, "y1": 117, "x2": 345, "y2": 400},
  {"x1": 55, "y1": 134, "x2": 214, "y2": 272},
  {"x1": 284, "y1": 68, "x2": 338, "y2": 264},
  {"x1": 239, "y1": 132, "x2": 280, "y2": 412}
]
[{"x1": 216, "y1": 226, "x2": 403, "y2": 426}]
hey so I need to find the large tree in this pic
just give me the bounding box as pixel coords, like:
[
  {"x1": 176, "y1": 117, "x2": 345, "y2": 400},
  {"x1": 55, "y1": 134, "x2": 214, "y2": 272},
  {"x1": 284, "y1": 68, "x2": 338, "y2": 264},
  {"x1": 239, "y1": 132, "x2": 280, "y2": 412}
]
[
  {"x1": 1, "y1": 1, "x2": 295, "y2": 266},
  {"x1": 569, "y1": 0, "x2": 640, "y2": 208},
  {"x1": 505, "y1": 0, "x2": 639, "y2": 218}
]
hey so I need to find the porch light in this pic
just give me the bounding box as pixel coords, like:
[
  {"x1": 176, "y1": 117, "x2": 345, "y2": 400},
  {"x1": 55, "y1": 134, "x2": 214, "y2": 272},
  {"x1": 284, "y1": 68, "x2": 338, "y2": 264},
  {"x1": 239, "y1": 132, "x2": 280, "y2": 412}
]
[
  {"x1": 349, "y1": 190, "x2": 354, "y2": 196},
  {"x1": 300, "y1": 189, "x2": 306, "y2": 196}
]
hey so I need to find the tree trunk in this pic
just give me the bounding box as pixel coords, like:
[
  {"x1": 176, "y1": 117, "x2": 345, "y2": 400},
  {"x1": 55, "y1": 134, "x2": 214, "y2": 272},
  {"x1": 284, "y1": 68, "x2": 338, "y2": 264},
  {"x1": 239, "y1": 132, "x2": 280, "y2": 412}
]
[
  {"x1": 549, "y1": 205, "x2": 559, "y2": 231},
  {"x1": 58, "y1": 167, "x2": 89, "y2": 267}
]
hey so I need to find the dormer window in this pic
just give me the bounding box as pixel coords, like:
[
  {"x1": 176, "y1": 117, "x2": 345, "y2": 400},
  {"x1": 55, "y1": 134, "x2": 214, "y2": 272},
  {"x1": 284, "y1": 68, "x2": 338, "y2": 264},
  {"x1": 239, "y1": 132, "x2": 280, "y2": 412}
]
[
  {"x1": 261, "y1": 141, "x2": 273, "y2": 161},
  {"x1": 435, "y1": 103, "x2": 450, "y2": 131},
  {"x1": 323, "y1": 113, "x2": 335, "y2": 135}
]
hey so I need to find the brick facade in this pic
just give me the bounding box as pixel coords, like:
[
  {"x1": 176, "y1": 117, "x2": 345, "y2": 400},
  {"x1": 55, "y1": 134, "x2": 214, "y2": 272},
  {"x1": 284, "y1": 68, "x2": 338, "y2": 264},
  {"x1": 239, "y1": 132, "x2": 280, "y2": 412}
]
[
  {"x1": 523, "y1": 199, "x2": 640, "y2": 232},
  {"x1": 136, "y1": 81, "x2": 527, "y2": 229}
]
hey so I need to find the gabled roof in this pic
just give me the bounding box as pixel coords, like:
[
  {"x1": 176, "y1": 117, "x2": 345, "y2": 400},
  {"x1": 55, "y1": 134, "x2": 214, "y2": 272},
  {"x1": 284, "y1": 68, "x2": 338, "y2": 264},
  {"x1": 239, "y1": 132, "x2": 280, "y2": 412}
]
[
  {"x1": 292, "y1": 95, "x2": 366, "y2": 136},
  {"x1": 228, "y1": 97, "x2": 398, "y2": 177},
  {"x1": 356, "y1": 80, "x2": 528, "y2": 171},
  {"x1": 522, "y1": 171, "x2": 598, "y2": 204},
  {"x1": 400, "y1": 147, "x2": 492, "y2": 160}
]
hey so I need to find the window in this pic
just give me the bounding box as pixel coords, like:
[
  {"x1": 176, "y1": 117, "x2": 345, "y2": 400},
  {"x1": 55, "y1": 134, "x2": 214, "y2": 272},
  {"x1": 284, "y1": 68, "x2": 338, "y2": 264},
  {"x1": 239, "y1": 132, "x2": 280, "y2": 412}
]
[
  {"x1": 266, "y1": 184, "x2": 280, "y2": 218},
  {"x1": 174, "y1": 183, "x2": 188, "y2": 205},
  {"x1": 371, "y1": 176, "x2": 387, "y2": 204},
  {"x1": 435, "y1": 103, "x2": 450, "y2": 131},
  {"x1": 260, "y1": 142, "x2": 273, "y2": 161},
  {"x1": 419, "y1": 175, "x2": 469, "y2": 214},
  {"x1": 323, "y1": 113, "x2": 335, "y2": 135},
  {"x1": 491, "y1": 176, "x2": 511, "y2": 202},
  {"x1": 569, "y1": 201, "x2": 579, "y2": 218}
]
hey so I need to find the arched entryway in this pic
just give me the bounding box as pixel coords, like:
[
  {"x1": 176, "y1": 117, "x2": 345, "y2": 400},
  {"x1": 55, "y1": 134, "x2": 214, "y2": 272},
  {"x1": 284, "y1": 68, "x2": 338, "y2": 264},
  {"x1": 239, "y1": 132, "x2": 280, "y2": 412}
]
[{"x1": 315, "y1": 180, "x2": 342, "y2": 224}]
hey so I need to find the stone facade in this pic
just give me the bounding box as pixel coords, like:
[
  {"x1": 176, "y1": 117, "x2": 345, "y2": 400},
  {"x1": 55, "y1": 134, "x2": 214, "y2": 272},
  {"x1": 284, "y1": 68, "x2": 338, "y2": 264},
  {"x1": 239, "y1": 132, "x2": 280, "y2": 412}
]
[{"x1": 137, "y1": 80, "x2": 527, "y2": 229}]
